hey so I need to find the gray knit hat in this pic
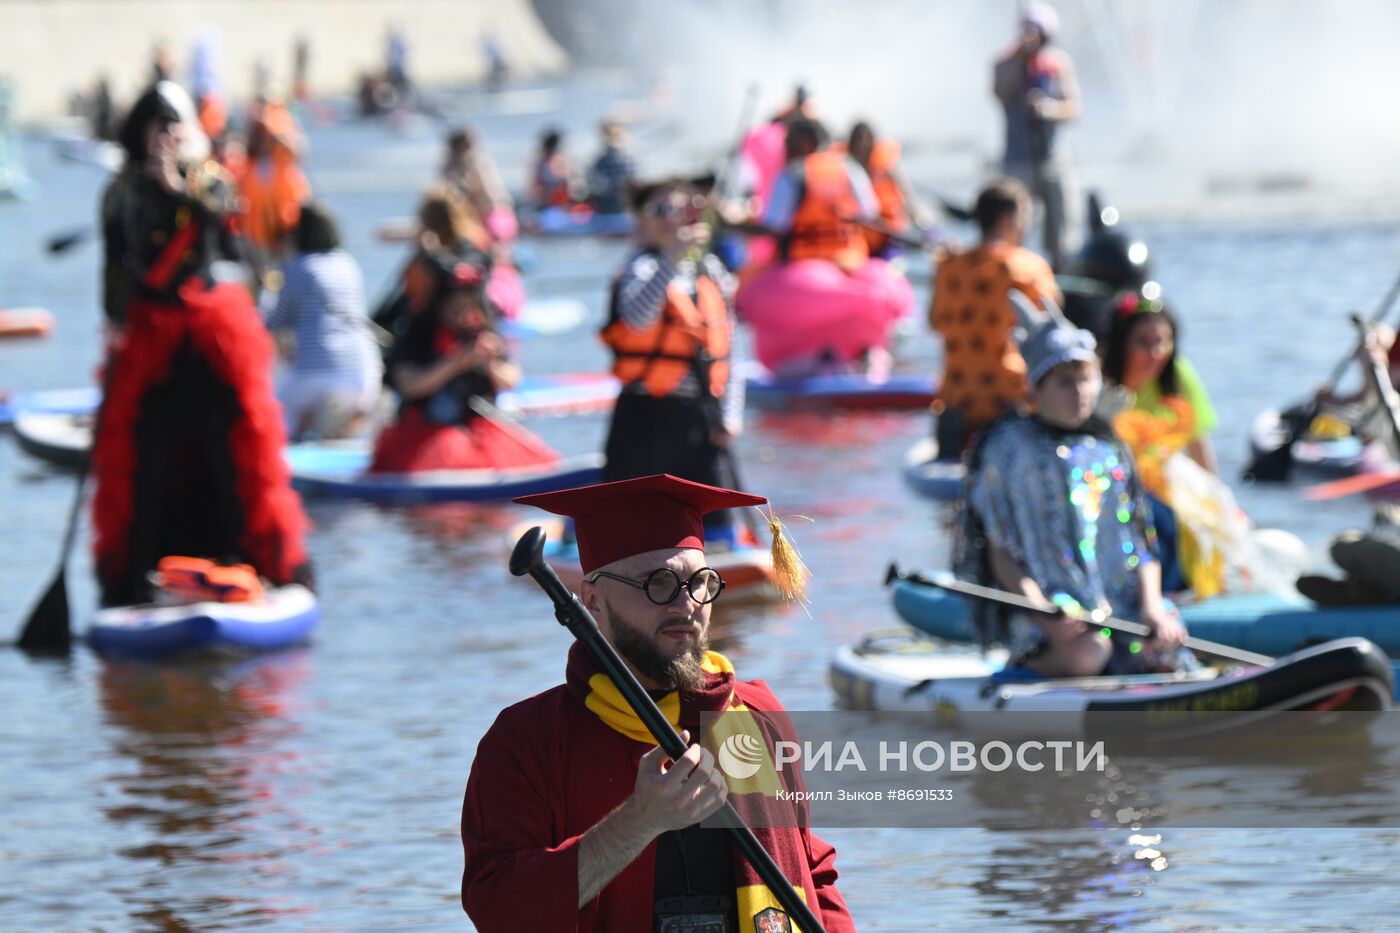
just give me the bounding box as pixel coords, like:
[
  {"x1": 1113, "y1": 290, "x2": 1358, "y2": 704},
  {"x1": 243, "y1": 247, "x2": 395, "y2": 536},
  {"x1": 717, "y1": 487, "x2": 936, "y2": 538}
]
[{"x1": 1007, "y1": 288, "x2": 1099, "y2": 385}]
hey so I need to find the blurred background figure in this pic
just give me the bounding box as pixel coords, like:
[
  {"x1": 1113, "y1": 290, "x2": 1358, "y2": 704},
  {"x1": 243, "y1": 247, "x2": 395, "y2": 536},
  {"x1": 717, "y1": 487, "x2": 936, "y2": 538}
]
[
  {"x1": 993, "y1": 0, "x2": 1080, "y2": 269},
  {"x1": 482, "y1": 29, "x2": 508, "y2": 92},
  {"x1": 189, "y1": 32, "x2": 228, "y2": 143},
  {"x1": 843, "y1": 120, "x2": 936, "y2": 258},
  {"x1": 385, "y1": 22, "x2": 410, "y2": 99},
  {"x1": 150, "y1": 39, "x2": 174, "y2": 83},
  {"x1": 235, "y1": 97, "x2": 310, "y2": 272},
  {"x1": 587, "y1": 118, "x2": 635, "y2": 215},
  {"x1": 442, "y1": 127, "x2": 516, "y2": 243},
  {"x1": 292, "y1": 34, "x2": 312, "y2": 103},
  {"x1": 529, "y1": 126, "x2": 574, "y2": 209},
  {"x1": 263, "y1": 202, "x2": 384, "y2": 441},
  {"x1": 930, "y1": 178, "x2": 1058, "y2": 456}
]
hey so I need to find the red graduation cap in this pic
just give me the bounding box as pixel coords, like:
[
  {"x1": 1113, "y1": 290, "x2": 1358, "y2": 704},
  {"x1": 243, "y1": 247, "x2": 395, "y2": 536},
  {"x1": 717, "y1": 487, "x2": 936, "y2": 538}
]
[{"x1": 515, "y1": 474, "x2": 766, "y2": 573}]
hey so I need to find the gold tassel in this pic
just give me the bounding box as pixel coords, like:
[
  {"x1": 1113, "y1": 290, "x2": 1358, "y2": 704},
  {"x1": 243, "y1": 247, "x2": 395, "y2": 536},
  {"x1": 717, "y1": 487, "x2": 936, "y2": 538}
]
[{"x1": 761, "y1": 505, "x2": 812, "y2": 609}]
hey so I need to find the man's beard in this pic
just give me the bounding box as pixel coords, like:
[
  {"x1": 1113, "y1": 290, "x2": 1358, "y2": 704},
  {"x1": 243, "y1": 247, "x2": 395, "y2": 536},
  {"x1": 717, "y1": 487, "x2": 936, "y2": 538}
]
[{"x1": 610, "y1": 616, "x2": 710, "y2": 692}]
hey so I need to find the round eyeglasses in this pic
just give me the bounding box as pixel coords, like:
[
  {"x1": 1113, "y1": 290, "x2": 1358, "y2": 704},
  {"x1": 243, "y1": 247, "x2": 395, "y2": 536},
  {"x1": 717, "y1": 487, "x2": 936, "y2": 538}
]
[{"x1": 587, "y1": 567, "x2": 726, "y2": 605}]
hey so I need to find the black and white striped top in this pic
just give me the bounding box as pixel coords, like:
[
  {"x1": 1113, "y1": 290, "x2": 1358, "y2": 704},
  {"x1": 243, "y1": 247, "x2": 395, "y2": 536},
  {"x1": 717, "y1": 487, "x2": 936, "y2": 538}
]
[
  {"x1": 263, "y1": 249, "x2": 383, "y2": 377},
  {"x1": 612, "y1": 249, "x2": 744, "y2": 432}
]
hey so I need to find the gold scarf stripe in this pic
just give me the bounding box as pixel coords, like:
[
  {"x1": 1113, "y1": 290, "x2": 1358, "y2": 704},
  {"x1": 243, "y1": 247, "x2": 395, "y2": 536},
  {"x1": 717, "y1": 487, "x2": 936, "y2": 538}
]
[
  {"x1": 584, "y1": 652, "x2": 784, "y2": 794},
  {"x1": 738, "y1": 882, "x2": 808, "y2": 933},
  {"x1": 583, "y1": 651, "x2": 735, "y2": 745}
]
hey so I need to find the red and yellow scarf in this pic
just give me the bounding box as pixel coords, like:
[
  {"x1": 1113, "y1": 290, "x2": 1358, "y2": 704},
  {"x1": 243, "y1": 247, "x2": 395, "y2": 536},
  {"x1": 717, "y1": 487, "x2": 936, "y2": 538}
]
[{"x1": 565, "y1": 642, "x2": 814, "y2": 932}]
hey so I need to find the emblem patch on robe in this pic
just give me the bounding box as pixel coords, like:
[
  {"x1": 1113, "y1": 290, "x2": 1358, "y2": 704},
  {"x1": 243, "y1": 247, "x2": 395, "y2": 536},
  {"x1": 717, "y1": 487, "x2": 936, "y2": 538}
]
[{"x1": 754, "y1": 907, "x2": 791, "y2": 933}]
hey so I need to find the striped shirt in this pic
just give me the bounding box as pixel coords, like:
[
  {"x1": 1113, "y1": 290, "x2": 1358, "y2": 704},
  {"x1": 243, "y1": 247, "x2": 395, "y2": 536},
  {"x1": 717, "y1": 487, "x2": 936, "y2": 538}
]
[
  {"x1": 263, "y1": 249, "x2": 382, "y2": 377},
  {"x1": 613, "y1": 249, "x2": 744, "y2": 433}
]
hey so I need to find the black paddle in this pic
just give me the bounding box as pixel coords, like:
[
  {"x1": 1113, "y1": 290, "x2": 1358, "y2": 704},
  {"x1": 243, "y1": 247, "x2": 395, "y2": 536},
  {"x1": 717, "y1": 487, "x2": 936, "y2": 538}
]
[
  {"x1": 848, "y1": 217, "x2": 929, "y2": 252},
  {"x1": 1245, "y1": 266, "x2": 1400, "y2": 482},
  {"x1": 17, "y1": 421, "x2": 96, "y2": 653},
  {"x1": 18, "y1": 347, "x2": 122, "y2": 651},
  {"x1": 1242, "y1": 339, "x2": 1359, "y2": 483},
  {"x1": 884, "y1": 563, "x2": 1275, "y2": 667},
  {"x1": 911, "y1": 183, "x2": 974, "y2": 223},
  {"x1": 509, "y1": 527, "x2": 828, "y2": 933},
  {"x1": 1352, "y1": 312, "x2": 1400, "y2": 458}
]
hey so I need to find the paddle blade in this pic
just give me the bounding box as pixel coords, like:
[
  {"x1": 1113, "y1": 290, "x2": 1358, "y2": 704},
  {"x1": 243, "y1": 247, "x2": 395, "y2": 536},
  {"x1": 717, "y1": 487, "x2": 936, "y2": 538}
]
[
  {"x1": 17, "y1": 569, "x2": 73, "y2": 653},
  {"x1": 1303, "y1": 468, "x2": 1400, "y2": 501}
]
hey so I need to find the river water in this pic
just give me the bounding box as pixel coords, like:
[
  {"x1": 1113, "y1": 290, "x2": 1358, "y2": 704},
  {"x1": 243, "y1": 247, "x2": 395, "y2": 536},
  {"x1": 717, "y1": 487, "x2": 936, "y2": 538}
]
[{"x1": 3, "y1": 73, "x2": 1399, "y2": 931}]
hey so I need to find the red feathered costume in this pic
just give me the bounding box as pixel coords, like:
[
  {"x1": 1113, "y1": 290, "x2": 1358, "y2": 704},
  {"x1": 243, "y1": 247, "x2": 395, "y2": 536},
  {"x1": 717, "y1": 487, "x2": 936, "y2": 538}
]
[{"x1": 93, "y1": 101, "x2": 308, "y2": 607}]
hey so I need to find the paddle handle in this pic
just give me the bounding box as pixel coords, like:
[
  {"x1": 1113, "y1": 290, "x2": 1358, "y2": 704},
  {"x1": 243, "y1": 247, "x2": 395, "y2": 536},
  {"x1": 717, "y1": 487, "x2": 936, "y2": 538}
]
[
  {"x1": 465, "y1": 395, "x2": 558, "y2": 461},
  {"x1": 849, "y1": 217, "x2": 927, "y2": 251},
  {"x1": 1316, "y1": 266, "x2": 1400, "y2": 392},
  {"x1": 1352, "y1": 313, "x2": 1400, "y2": 457},
  {"x1": 509, "y1": 528, "x2": 829, "y2": 933},
  {"x1": 893, "y1": 566, "x2": 1275, "y2": 667}
]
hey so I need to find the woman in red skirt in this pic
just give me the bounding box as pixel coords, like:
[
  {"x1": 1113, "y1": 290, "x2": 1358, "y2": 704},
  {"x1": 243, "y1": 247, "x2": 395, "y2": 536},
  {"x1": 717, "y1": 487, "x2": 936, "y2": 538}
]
[
  {"x1": 93, "y1": 82, "x2": 310, "y2": 607},
  {"x1": 370, "y1": 258, "x2": 556, "y2": 473}
]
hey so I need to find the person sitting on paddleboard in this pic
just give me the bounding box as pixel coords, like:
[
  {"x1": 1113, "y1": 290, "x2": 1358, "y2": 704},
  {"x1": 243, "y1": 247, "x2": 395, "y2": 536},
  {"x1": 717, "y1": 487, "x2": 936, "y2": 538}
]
[
  {"x1": 442, "y1": 127, "x2": 516, "y2": 243},
  {"x1": 462, "y1": 474, "x2": 855, "y2": 932},
  {"x1": 930, "y1": 177, "x2": 1060, "y2": 457},
  {"x1": 262, "y1": 201, "x2": 384, "y2": 441},
  {"x1": 529, "y1": 126, "x2": 574, "y2": 210},
  {"x1": 586, "y1": 118, "x2": 636, "y2": 216},
  {"x1": 761, "y1": 117, "x2": 878, "y2": 273},
  {"x1": 1309, "y1": 322, "x2": 1400, "y2": 446},
  {"x1": 599, "y1": 179, "x2": 747, "y2": 548},
  {"x1": 954, "y1": 312, "x2": 1189, "y2": 677},
  {"x1": 93, "y1": 81, "x2": 310, "y2": 607},
  {"x1": 1100, "y1": 292, "x2": 1225, "y2": 594},
  {"x1": 373, "y1": 185, "x2": 493, "y2": 339},
  {"x1": 843, "y1": 121, "x2": 936, "y2": 259},
  {"x1": 369, "y1": 257, "x2": 553, "y2": 474}
]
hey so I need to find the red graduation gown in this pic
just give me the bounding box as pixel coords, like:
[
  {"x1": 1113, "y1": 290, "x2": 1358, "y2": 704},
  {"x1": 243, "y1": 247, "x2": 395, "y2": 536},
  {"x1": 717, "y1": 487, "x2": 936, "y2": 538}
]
[{"x1": 460, "y1": 678, "x2": 855, "y2": 932}]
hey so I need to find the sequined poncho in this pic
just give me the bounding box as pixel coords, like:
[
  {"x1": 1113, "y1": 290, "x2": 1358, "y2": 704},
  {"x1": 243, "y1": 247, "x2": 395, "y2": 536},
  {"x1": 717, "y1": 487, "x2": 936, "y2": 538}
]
[{"x1": 953, "y1": 414, "x2": 1159, "y2": 645}]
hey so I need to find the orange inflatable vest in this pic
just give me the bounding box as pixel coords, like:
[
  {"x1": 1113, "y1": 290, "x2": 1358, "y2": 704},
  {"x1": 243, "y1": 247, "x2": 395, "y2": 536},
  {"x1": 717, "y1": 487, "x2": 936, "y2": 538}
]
[
  {"x1": 600, "y1": 274, "x2": 730, "y2": 398},
  {"x1": 786, "y1": 150, "x2": 869, "y2": 267},
  {"x1": 154, "y1": 556, "x2": 266, "y2": 603},
  {"x1": 237, "y1": 148, "x2": 309, "y2": 248}
]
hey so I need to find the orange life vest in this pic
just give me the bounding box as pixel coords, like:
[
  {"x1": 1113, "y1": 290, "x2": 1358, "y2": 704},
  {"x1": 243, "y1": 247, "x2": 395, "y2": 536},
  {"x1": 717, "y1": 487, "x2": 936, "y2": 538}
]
[
  {"x1": 786, "y1": 150, "x2": 869, "y2": 266},
  {"x1": 600, "y1": 273, "x2": 730, "y2": 399},
  {"x1": 863, "y1": 139, "x2": 909, "y2": 252},
  {"x1": 237, "y1": 148, "x2": 309, "y2": 248},
  {"x1": 154, "y1": 556, "x2": 266, "y2": 604}
]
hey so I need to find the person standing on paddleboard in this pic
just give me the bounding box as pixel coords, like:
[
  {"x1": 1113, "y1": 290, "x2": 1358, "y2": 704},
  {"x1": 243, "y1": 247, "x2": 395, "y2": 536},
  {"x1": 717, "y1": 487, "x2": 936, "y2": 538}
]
[
  {"x1": 930, "y1": 178, "x2": 1060, "y2": 457},
  {"x1": 92, "y1": 81, "x2": 310, "y2": 607},
  {"x1": 462, "y1": 474, "x2": 855, "y2": 932},
  {"x1": 599, "y1": 179, "x2": 748, "y2": 549},
  {"x1": 993, "y1": 0, "x2": 1081, "y2": 270}
]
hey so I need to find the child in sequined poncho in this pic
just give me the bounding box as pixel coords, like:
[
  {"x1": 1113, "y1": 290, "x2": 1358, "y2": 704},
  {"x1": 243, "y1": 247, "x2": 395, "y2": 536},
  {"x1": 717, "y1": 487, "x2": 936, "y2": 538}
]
[{"x1": 953, "y1": 318, "x2": 1189, "y2": 677}]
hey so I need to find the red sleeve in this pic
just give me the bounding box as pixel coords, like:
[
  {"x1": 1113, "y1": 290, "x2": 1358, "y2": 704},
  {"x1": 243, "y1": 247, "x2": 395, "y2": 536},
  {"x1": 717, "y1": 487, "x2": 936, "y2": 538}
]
[
  {"x1": 460, "y1": 707, "x2": 582, "y2": 930},
  {"x1": 805, "y1": 828, "x2": 856, "y2": 932},
  {"x1": 735, "y1": 681, "x2": 857, "y2": 930}
]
